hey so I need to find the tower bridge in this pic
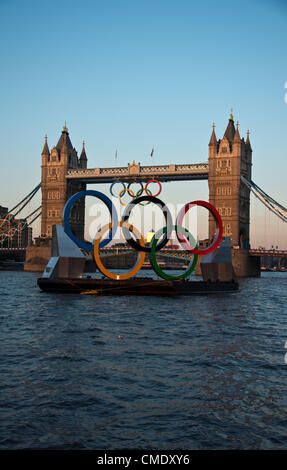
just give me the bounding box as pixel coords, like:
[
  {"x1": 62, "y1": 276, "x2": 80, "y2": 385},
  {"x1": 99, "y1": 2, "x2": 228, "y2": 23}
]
[
  {"x1": 2, "y1": 111, "x2": 286, "y2": 276},
  {"x1": 40, "y1": 110, "x2": 252, "y2": 252}
]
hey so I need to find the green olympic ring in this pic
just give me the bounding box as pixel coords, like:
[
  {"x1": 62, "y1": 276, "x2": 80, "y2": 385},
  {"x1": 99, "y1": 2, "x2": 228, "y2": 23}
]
[{"x1": 150, "y1": 225, "x2": 198, "y2": 280}]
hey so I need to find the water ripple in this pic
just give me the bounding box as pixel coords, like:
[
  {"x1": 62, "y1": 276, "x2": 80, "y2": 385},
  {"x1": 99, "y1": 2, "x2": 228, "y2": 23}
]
[{"x1": 0, "y1": 271, "x2": 287, "y2": 449}]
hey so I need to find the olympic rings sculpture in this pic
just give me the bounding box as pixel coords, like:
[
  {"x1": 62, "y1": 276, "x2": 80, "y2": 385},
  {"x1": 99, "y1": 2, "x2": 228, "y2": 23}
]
[
  {"x1": 63, "y1": 188, "x2": 223, "y2": 281},
  {"x1": 109, "y1": 179, "x2": 162, "y2": 199}
]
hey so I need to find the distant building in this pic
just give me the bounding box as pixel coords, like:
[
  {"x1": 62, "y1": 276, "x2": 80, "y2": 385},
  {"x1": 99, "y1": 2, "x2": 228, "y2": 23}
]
[{"x1": 0, "y1": 210, "x2": 32, "y2": 248}]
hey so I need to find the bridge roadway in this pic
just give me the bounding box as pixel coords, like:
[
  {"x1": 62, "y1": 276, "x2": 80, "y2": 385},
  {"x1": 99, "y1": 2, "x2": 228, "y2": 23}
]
[
  {"x1": 1, "y1": 247, "x2": 287, "y2": 257},
  {"x1": 65, "y1": 162, "x2": 209, "y2": 184},
  {"x1": 1, "y1": 247, "x2": 287, "y2": 262},
  {"x1": 249, "y1": 249, "x2": 287, "y2": 258},
  {"x1": 96, "y1": 247, "x2": 287, "y2": 259}
]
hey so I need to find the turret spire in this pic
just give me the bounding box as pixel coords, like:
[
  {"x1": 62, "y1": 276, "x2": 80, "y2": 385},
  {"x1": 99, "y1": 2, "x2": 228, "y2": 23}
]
[
  {"x1": 223, "y1": 111, "x2": 235, "y2": 142},
  {"x1": 41, "y1": 134, "x2": 50, "y2": 155},
  {"x1": 56, "y1": 123, "x2": 73, "y2": 152},
  {"x1": 209, "y1": 122, "x2": 217, "y2": 146},
  {"x1": 233, "y1": 121, "x2": 241, "y2": 143},
  {"x1": 62, "y1": 121, "x2": 68, "y2": 133},
  {"x1": 79, "y1": 140, "x2": 87, "y2": 168},
  {"x1": 246, "y1": 129, "x2": 252, "y2": 150}
]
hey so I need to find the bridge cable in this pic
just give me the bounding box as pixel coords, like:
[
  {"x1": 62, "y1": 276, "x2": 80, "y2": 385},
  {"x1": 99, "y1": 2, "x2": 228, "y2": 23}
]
[
  {"x1": 241, "y1": 176, "x2": 287, "y2": 223},
  {"x1": 0, "y1": 183, "x2": 41, "y2": 230},
  {"x1": 0, "y1": 206, "x2": 42, "y2": 246}
]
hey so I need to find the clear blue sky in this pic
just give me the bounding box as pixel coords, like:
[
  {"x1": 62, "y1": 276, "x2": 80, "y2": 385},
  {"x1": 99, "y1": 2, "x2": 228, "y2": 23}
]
[{"x1": 0, "y1": 0, "x2": 287, "y2": 247}]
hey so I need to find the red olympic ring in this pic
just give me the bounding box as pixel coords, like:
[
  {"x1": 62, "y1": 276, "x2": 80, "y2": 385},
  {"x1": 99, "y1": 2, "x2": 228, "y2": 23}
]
[
  {"x1": 144, "y1": 179, "x2": 162, "y2": 197},
  {"x1": 176, "y1": 200, "x2": 223, "y2": 255}
]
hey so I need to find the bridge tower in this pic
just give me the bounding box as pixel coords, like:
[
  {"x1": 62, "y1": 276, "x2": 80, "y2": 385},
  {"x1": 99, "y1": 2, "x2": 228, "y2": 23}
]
[
  {"x1": 208, "y1": 111, "x2": 252, "y2": 248},
  {"x1": 41, "y1": 124, "x2": 87, "y2": 239}
]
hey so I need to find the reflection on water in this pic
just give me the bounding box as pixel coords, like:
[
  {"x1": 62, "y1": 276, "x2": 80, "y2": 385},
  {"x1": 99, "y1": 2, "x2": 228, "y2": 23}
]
[{"x1": 0, "y1": 271, "x2": 287, "y2": 449}]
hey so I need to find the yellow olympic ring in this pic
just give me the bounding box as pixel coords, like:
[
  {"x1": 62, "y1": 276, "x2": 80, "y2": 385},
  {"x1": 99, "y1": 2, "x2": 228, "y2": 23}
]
[
  {"x1": 93, "y1": 221, "x2": 146, "y2": 280},
  {"x1": 118, "y1": 188, "x2": 135, "y2": 206}
]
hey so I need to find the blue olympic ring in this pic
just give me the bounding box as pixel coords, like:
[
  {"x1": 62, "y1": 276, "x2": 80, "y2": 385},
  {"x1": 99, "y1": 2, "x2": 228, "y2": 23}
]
[
  {"x1": 63, "y1": 190, "x2": 118, "y2": 251},
  {"x1": 110, "y1": 181, "x2": 126, "y2": 198}
]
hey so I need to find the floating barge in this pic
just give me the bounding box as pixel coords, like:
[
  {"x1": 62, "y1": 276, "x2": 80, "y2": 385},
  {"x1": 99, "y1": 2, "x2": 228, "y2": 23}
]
[
  {"x1": 37, "y1": 225, "x2": 239, "y2": 296},
  {"x1": 37, "y1": 276, "x2": 239, "y2": 295}
]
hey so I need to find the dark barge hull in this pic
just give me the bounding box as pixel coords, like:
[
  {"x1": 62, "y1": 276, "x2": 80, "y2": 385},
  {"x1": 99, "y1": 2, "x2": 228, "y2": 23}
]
[{"x1": 37, "y1": 277, "x2": 239, "y2": 296}]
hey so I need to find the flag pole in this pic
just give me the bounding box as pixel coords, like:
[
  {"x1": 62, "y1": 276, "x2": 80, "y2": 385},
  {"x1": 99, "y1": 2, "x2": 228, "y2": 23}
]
[{"x1": 151, "y1": 147, "x2": 154, "y2": 166}]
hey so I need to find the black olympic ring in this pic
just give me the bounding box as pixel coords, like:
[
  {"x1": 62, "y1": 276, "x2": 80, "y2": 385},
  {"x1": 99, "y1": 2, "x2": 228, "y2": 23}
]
[
  {"x1": 121, "y1": 195, "x2": 173, "y2": 252},
  {"x1": 127, "y1": 181, "x2": 144, "y2": 197}
]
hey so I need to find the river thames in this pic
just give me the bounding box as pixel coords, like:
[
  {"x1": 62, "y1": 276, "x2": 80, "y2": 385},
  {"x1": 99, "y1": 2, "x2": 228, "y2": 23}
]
[{"x1": 0, "y1": 270, "x2": 286, "y2": 450}]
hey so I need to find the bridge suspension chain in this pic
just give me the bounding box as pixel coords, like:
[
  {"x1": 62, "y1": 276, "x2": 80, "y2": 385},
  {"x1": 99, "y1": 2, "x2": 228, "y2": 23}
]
[
  {"x1": 0, "y1": 183, "x2": 41, "y2": 231},
  {"x1": 241, "y1": 176, "x2": 287, "y2": 223},
  {"x1": 0, "y1": 183, "x2": 42, "y2": 247},
  {"x1": 0, "y1": 206, "x2": 42, "y2": 244}
]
